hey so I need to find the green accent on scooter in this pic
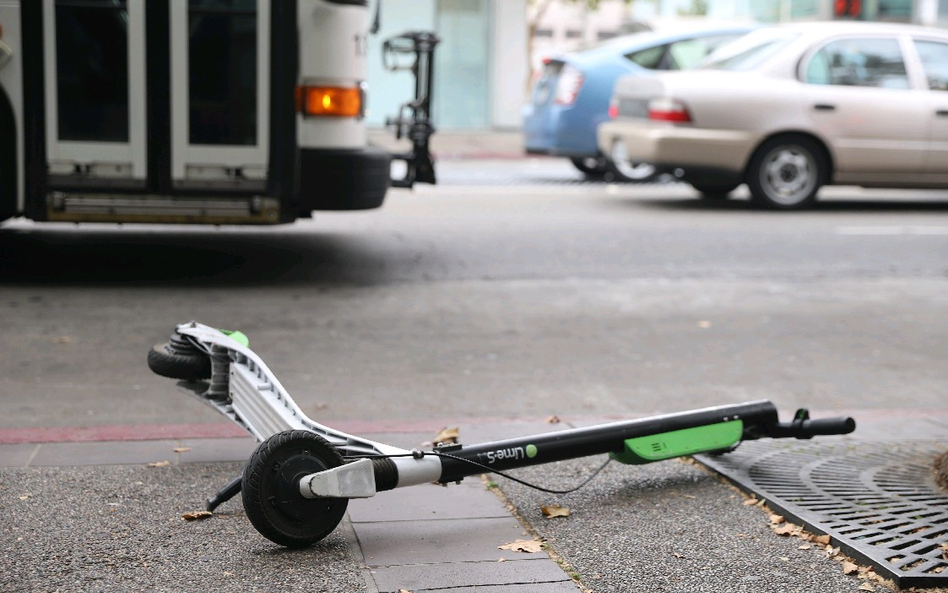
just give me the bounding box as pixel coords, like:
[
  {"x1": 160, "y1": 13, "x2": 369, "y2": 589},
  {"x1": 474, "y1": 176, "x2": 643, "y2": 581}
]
[
  {"x1": 219, "y1": 329, "x2": 249, "y2": 348},
  {"x1": 612, "y1": 420, "x2": 743, "y2": 465}
]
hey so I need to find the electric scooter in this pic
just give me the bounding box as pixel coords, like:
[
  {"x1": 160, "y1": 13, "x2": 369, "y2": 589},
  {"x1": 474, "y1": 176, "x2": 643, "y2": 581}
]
[{"x1": 148, "y1": 322, "x2": 856, "y2": 548}]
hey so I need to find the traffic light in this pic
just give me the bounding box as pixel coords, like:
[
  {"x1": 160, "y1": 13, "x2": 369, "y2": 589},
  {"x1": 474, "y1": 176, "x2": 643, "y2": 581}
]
[{"x1": 834, "y1": 0, "x2": 862, "y2": 17}]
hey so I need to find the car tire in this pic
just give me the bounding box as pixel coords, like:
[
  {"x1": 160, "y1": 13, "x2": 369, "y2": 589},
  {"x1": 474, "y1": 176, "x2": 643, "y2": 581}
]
[
  {"x1": 607, "y1": 140, "x2": 656, "y2": 183},
  {"x1": 746, "y1": 136, "x2": 826, "y2": 210},
  {"x1": 691, "y1": 182, "x2": 739, "y2": 199},
  {"x1": 569, "y1": 156, "x2": 610, "y2": 178}
]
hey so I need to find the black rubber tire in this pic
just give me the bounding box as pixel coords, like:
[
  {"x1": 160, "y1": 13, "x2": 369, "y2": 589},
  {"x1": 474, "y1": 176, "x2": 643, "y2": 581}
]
[
  {"x1": 146, "y1": 334, "x2": 211, "y2": 381},
  {"x1": 745, "y1": 135, "x2": 827, "y2": 210},
  {"x1": 0, "y1": 88, "x2": 17, "y2": 223},
  {"x1": 691, "y1": 182, "x2": 739, "y2": 199},
  {"x1": 241, "y1": 430, "x2": 349, "y2": 548},
  {"x1": 569, "y1": 155, "x2": 610, "y2": 178}
]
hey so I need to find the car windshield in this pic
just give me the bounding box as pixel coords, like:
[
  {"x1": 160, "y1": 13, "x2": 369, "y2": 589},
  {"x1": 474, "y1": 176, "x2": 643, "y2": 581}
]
[{"x1": 698, "y1": 28, "x2": 800, "y2": 71}]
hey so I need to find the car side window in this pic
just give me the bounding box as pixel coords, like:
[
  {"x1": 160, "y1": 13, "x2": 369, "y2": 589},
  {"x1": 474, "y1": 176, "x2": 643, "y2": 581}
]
[
  {"x1": 913, "y1": 39, "x2": 948, "y2": 91},
  {"x1": 667, "y1": 35, "x2": 742, "y2": 70},
  {"x1": 625, "y1": 45, "x2": 667, "y2": 69},
  {"x1": 804, "y1": 37, "x2": 909, "y2": 89}
]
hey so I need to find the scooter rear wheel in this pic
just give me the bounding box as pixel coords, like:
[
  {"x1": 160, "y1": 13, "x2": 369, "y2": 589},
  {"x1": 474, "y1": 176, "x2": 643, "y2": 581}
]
[
  {"x1": 146, "y1": 332, "x2": 211, "y2": 381},
  {"x1": 241, "y1": 430, "x2": 348, "y2": 548}
]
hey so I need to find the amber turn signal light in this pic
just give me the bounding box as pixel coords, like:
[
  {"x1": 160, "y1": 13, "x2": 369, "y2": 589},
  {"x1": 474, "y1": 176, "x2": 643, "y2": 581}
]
[{"x1": 296, "y1": 85, "x2": 362, "y2": 118}]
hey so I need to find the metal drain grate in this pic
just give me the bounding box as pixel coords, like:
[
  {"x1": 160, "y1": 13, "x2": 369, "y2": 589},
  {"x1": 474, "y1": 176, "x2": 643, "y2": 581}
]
[{"x1": 696, "y1": 440, "x2": 948, "y2": 588}]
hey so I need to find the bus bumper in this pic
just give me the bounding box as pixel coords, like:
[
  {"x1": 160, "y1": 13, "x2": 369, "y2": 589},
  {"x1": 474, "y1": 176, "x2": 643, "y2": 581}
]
[{"x1": 298, "y1": 146, "x2": 392, "y2": 211}]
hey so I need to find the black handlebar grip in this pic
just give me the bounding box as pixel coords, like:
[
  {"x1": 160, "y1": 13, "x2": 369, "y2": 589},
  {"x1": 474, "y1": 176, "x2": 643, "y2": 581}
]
[{"x1": 800, "y1": 417, "x2": 856, "y2": 436}]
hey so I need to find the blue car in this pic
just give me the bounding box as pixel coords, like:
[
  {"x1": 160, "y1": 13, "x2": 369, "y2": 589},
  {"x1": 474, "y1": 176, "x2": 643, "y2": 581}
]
[{"x1": 522, "y1": 22, "x2": 756, "y2": 181}]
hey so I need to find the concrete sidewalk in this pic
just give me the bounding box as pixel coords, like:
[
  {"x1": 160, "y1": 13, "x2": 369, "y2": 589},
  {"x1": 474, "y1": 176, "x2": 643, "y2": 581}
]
[{"x1": 2, "y1": 411, "x2": 947, "y2": 593}]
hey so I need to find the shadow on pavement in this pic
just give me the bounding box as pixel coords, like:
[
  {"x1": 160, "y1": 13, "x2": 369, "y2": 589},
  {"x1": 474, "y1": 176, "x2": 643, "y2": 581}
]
[{"x1": 0, "y1": 225, "x2": 414, "y2": 287}]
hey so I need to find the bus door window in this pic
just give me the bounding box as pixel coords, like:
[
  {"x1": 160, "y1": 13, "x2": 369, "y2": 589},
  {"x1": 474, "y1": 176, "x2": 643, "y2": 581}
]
[
  {"x1": 43, "y1": 0, "x2": 147, "y2": 183},
  {"x1": 171, "y1": 0, "x2": 269, "y2": 188}
]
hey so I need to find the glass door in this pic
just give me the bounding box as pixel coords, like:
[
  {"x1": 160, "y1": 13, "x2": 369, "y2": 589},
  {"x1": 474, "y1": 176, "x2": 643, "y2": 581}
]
[
  {"x1": 43, "y1": 0, "x2": 147, "y2": 187},
  {"x1": 169, "y1": 0, "x2": 269, "y2": 191}
]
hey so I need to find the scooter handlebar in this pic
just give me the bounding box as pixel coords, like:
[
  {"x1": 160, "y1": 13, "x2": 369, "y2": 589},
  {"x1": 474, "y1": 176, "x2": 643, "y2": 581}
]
[{"x1": 765, "y1": 414, "x2": 856, "y2": 439}]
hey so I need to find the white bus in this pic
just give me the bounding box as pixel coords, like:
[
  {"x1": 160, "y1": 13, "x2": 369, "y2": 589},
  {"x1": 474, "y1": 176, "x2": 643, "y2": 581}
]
[{"x1": 0, "y1": 0, "x2": 415, "y2": 226}]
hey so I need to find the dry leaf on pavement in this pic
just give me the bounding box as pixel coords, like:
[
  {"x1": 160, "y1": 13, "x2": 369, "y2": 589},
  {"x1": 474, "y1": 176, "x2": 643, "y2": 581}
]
[
  {"x1": 541, "y1": 504, "x2": 570, "y2": 518},
  {"x1": 842, "y1": 561, "x2": 859, "y2": 575},
  {"x1": 545, "y1": 415, "x2": 561, "y2": 424},
  {"x1": 433, "y1": 427, "x2": 459, "y2": 445},
  {"x1": 813, "y1": 534, "x2": 832, "y2": 545},
  {"x1": 769, "y1": 514, "x2": 785, "y2": 524},
  {"x1": 173, "y1": 447, "x2": 191, "y2": 453},
  {"x1": 182, "y1": 511, "x2": 213, "y2": 521},
  {"x1": 147, "y1": 460, "x2": 171, "y2": 467},
  {"x1": 498, "y1": 539, "x2": 543, "y2": 553},
  {"x1": 858, "y1": 584, "x2": 874, "y2": 591},
  {"x1": 771, "y1": 523, "x2": 799, "y2": 536}
]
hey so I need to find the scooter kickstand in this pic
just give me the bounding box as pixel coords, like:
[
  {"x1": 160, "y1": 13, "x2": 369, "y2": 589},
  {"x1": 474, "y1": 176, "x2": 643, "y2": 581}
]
[{"x1": 206, "y1": 475, "x2": 242, "y2": 512}]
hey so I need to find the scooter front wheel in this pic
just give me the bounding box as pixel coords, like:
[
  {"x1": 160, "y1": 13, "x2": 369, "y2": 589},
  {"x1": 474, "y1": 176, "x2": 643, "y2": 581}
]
[{"x1": 241, "y1": 430, "x2": 349, "y2": 548}]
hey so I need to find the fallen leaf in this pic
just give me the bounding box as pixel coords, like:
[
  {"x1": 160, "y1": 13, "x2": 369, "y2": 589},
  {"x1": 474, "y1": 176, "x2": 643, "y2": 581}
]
[
  {"x1": 755, "y1": 499, "x2": 767, "y2": 507},
  {"x1": 798, "y1": 544, "x2": 812, "y2": 550},
  {"x1": 147, "y1": 460, "x2": 171, "y2": 467},
  {"x1": 173, "y1": 447, "x2": 191, "y2": 453},
  {"x1": 398, "y1": 590, "x2": 412, "y2": 593},
  {"x1": 433, "y1": 427, "x2": 459, "y2": 445},
  {"x1": 18, "y1": 494, "x2": 31, "y2": 501},
  {"x1": 843, "y1": 561, "x2": 859, "y2": 575},
  {"x1": 769, "y1": 514, "x2": 785, "y2": 524},
  {"x1": 813, "y1": 535, "x2": 832, "y2": 545},
  {"x1": 223, "y1": 571, "x2": 234, "y2": 576},
  {"x1": 858, "y1": 584, "x2": 874, "y2": 591},
  {"x1": 933, "y1": 566, "x2": 945, "y2": 574},
  {"x1": 672, "y1": 552, "x2": 685, "y2": 559},
  {"x1": 743, "y1": 498, "x2": 759, "y2": 506},
  {"x1": 498, "y1": 539, "x2": 543, "y2": 553},
  {"x1": 541, "y1": 504, "x2": 570, "y2": 518},
  {"x1": 772, "y1": 523, "x2": 799, "y2": 536},
  {"x1": 181, "y1": 511, "x2": 213, "y2": 521},
  {"x1": 545, "y1": 415, "x2": 561, "y2": 424},
  {"x1": 497, "y1": 557, "x2": 506, "y2": 562}
]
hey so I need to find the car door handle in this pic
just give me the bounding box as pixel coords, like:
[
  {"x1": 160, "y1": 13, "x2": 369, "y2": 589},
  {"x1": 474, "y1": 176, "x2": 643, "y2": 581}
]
[
  {"x1": 937, "y1": 109, "x2": 948, "y2": 117},
  {"x1": 813, "y1": 104, "x2": 836, "y2": 111}
]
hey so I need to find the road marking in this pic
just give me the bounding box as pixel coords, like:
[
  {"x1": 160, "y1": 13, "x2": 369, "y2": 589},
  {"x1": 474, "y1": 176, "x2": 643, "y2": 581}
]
[{"x1": 835, "y1": 226, "x2": 948, "y2": 236}]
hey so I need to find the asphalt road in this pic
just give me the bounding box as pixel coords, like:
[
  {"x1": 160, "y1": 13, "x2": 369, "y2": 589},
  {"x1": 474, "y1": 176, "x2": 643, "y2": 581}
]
[{"x1": 2, "y1": 160, "x2": 947, "y2": 430}]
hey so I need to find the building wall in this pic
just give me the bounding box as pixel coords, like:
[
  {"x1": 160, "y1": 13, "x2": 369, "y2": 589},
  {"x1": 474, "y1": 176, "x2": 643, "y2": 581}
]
[
  {"x1": 365, "y1": 0, "x2": 945, "y2": 132},
  {"x1": 365, "y1": 0, "x2": 527, "y2": 131}
]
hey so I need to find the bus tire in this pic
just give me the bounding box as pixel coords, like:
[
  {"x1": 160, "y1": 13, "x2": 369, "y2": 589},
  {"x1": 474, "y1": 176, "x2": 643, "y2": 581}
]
[{"x1": 0, "y1": 88, "x2": 17, "y2": 223}]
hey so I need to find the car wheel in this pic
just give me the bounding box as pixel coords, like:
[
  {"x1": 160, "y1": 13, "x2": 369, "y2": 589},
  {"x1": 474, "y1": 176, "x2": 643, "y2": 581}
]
[
  {"x1": 746, "y1": 136, "x2": 826, "y2": 209},
  {"x1": 569, "y1": 156, "x2": 610, "y2": 178},
  {"x1": 608, "y1": 140, "x2": 656, "y2": 183},
  {"x1": 691, "y1": 182, "x2": 739, "y2": 199}
]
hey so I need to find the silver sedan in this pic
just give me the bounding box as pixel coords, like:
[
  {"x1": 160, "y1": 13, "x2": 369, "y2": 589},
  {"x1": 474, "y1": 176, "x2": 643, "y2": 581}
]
[{"x1": 597, "y1": 21, "x2": 948, "y2": 209}]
